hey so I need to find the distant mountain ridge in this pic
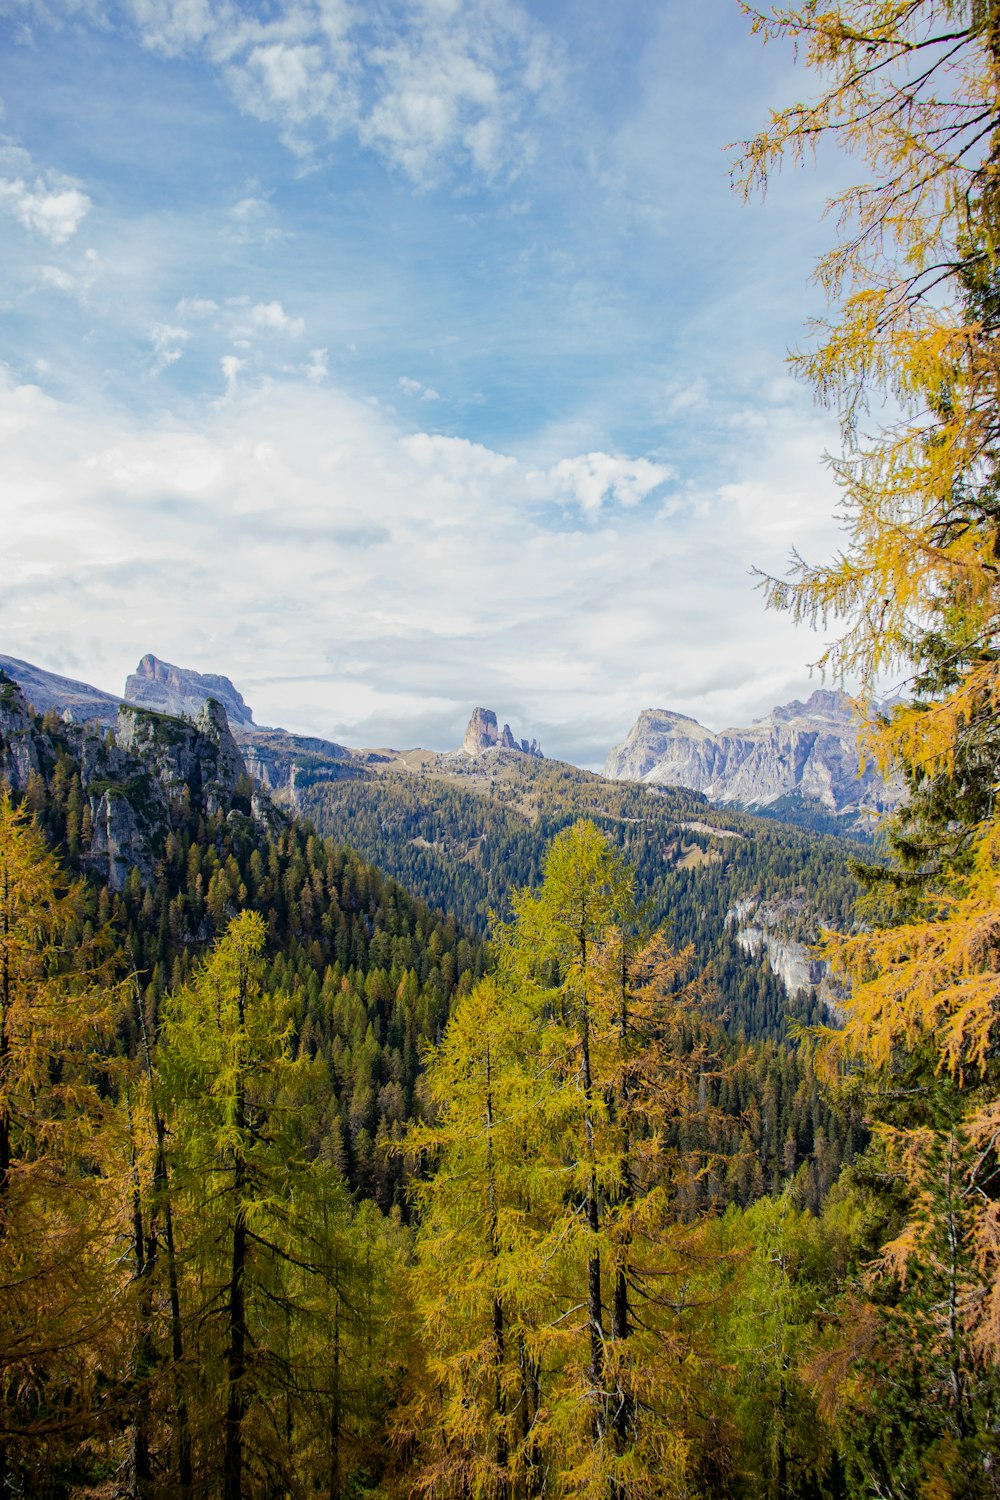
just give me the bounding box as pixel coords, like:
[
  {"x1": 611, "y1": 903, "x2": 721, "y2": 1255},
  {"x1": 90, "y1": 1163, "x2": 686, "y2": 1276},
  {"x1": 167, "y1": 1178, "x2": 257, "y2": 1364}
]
[
  {"x1": 0, "y1": 653, "x2": 124, "y2": 727},
  {"x1": 604, "y1": 689, "x2": 901, "y2": 831},
  {"x1": 0, "y1": 648, "x2": 865, "y2": 1030}
]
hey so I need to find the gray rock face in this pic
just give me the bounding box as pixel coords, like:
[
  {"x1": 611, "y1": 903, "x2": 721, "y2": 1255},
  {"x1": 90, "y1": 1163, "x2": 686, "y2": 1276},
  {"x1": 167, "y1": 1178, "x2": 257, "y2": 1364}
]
[
  {"x1": 728, "y1": 893, "x2": 844, "y2": 1014},
  {"x1": 125, "y1": 653, "x2": 256, "y2": 727},
  {"x1": 121, "y1": 655, "x2": 364, "y2": 811},
  {"x1": 462, "y1": 707, "x2": 543, "y2": 758},
  {"x1": 242, "y1": 730, "x2": 360, "y2": 808},
  {"x1": 464, "y1": 707, "x2": 499, "y2": 754},
  {"x1": 0, "y1": 670, "x2": 45, "y2": 788},
  {"x1": 116, "y1": 702, "x2": 247, "y2": 819},
  {"x1": 0, "y1": 670, "x2": 258, "y2": 891},
  {"x1": 604, "y1": 690, "x2": 899, "y2": 826}
]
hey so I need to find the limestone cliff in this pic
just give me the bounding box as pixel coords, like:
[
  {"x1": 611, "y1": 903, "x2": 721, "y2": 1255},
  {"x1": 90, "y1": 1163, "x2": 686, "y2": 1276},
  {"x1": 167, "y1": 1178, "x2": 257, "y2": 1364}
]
[
  {"x1": 728, "y1": 892, "x2": 845, "y2": 1014},
  {"x1": 125, "y1": 653, "x2": 256, "y2": 727},
  {"x1": 116, "y1": 698, "x2": 248, "y2": 819},
  {"x1": 122, "y1": 655, "x2": 361, "y2": 810},
  {"x1": 0, "y1": 671, "x2": 259, "y2": 891}
]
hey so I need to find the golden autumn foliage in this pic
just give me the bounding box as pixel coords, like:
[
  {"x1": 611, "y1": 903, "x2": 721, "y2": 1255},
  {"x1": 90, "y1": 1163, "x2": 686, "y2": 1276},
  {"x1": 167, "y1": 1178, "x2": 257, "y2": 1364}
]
[
  {"x1": 739, "y1": 3, "x2": 1000, "y2": 1471},
  {"x1": 740, "y1": 3, "x2": 1000, "y2": 1087},
  {"x1": 401, "y1": 822, "x2": 736, "y2": 1499},
  {"x1": 0, "y1": 794, "x2": 129, "y2": 1486}
]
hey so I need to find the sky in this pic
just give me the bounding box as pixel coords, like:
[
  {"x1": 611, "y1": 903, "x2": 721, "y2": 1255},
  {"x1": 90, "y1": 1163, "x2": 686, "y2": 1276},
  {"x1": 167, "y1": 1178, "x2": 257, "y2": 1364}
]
[{"x1": 0, "y1": 0, "x2": 860, "y2": 767}]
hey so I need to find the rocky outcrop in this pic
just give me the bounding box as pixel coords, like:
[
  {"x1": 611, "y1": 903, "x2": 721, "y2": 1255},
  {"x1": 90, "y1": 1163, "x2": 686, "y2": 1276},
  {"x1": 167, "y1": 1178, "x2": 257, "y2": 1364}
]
[
  {"x1": 121, "y1": 656, "x2": 362, "y2": 810},
  {"x1": 116, "y1": 701, "x2": 247, "y2": 819},
  {"x1": 0, "y1": 668, "x2": 261, "y2": 890},
  {"x1": 464, "y1": 708, "x2": 499, "y2": 754},
  {"x1": 125, "y1": 653, "x2": 256, "y2": 727},
  {"x1": 0, "y1": 670, "x2": 45, "y2": 789},
  {"x1": 242, "y1": 730, "x2": 361, "y2": 807},
  {"x1": 604, "y1": 690, "x2": 899, "y2": 828},
  {"x1": 728, "y1": 892, "x2": 843, "y2": 1012},
  {"x1": 87, "y1": 787, "x2": 155, "y2": 894},
  {"x1": 462, "y1": 707, "x2": 542, "y2": 758}
]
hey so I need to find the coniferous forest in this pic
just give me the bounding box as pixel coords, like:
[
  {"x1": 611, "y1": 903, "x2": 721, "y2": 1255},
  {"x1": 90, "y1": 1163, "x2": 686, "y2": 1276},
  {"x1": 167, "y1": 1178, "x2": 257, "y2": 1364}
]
[{"x1": 6, "y1": 1, "x2": 1000, "y2": 1497}]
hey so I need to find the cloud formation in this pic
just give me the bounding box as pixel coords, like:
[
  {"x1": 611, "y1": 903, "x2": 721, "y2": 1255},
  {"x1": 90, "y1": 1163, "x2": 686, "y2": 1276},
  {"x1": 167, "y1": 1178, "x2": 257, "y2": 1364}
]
[
  {"x1": 149, "y1": 322, "x2": 189, "y2": 374},
  {"x1": 248, "y1": 300, "x2": 305, "y2": 336},
  {"x1": 0, "y1": 367, "x2": 845, "y2": 766},
  {"x1": 0, "y1": 148, "x2": 91, "y2": 243},
  {"x1": 398, "y1": 375, "x2": 441, "y2": 400},
  {"x1": 546, "y1": 453, "x2": 672, "y2": 516},
  {"x1": 112, "y1": 0, "x2": 561, "y2": 182}
]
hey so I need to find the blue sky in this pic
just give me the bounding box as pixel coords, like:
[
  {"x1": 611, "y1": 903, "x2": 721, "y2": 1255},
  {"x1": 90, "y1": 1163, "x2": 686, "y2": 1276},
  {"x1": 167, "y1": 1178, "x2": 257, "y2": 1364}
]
[{"x1": 0, "y1": 0, "x2": 857, "y2": 765}]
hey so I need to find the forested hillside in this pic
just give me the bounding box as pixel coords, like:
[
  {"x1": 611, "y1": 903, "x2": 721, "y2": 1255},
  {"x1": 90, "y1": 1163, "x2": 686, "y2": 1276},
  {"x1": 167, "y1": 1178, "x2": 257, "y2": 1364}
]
[
  {"x1": 0, "y1": 792, "x2": 870, "y2": 1499},
  {"x1": 1, "y1": 673, "x2": 874, "y2": 1496},
  {"x1": 299, "y1": 750, "x2": 862, "y2": 1038}
]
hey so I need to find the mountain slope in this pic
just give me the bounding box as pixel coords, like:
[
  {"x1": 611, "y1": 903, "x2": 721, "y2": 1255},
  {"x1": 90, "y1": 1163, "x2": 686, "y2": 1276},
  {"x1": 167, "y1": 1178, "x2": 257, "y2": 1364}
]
[
  {"x1": 300, "y1": 745, "x2": 862, "y2": 1039},
  {"x1": 0, "y1": 652, "x2": 124, "y2": 726}
]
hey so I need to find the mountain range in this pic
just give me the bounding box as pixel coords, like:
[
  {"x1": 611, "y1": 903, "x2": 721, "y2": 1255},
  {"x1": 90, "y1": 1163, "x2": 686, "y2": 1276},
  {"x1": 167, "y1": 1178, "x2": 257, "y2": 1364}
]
[
  {"x1": 0, "y1": 652, "x2": 897, "y2": 837},
  {"x1": 0, "y1": 648, "x2": 866, "y2": 1035},
  {"x1": 604, "y1": 689, "x2": 901, "y2": 833}
]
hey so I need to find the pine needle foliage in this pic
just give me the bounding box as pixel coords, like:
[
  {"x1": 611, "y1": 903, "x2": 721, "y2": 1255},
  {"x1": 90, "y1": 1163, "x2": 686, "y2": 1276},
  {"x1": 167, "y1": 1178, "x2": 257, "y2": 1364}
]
[{"x1": 739, "y1": 1, "x2": 1000, "y2": 1485}]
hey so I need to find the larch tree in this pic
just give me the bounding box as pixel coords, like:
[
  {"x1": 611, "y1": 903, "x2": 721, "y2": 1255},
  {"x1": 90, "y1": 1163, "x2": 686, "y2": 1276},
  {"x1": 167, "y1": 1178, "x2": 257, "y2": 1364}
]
[
  {"x1": 157, "y1": 910, "x2": 360, "y2": 1499},
  {"x1": 406, "y1": 822, "x2": 727, "y2": 1499},
  {"x1": 402, "y1": 974, "x2": 549, "y2": 1499},
  {"x1": 0, "y1": 793, "x2": 126, "y2": 1491},
  {"x1": 739, "y1": 0, "x2": 1000, "y2": 1487}
]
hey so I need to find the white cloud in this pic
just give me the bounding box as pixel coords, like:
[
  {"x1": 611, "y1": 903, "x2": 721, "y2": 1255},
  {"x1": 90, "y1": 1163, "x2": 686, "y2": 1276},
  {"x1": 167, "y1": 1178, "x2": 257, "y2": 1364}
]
[
  {"x1": 28, "y1": 246, "x2": 100, "y2": 303},
  {"x1": 398, "y1": 375, "x2": 441, "y2": 400},
  {"x1": 0, "y1": 369, "x2": 847, "y2": 765},
  {"x1": 176, "y1": 296, "x2": 219, "y2": 318},
  {"x1": 220, "y1": 354, "x2": 244, "y2": 391},
  {"x1": 117, "y1": 0, "x2": 562, "y2": 183},
  {"x1": 546, "y1": 453, "x2": 671, "y2": 515},
  {"x1": 231, "y1": 195, "x2": 268, "y2": 220},
  {"x1": 149, "y1": 322, "x2": 189, "y2": 375},
  {"x1": 306, "y1": 348, "x2": 328, "y2": 382},
  {"x1": 249, "y1": 300, "x2": 305, "y2": 336},
  {"x1": 0, "y1": 171, "x2": 90, "y2": 242},
  {"x1": 36, "y1": 264, "x2": 76, "y2": 292}
]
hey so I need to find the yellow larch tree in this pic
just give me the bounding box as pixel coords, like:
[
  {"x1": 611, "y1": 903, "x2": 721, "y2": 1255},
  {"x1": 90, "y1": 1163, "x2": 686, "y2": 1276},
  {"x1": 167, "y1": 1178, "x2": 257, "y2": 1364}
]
[
  {"x1": 0, "y1": 793, "x2": 127, "y2": 1490},
  {"x1": 738, "y1": 0, "x2": 1000, "y2": 1452}
]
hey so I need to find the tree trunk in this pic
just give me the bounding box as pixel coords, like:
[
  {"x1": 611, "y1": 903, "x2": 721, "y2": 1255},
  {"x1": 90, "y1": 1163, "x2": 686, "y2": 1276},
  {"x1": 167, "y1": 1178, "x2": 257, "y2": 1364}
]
[
  {"x1": 125, "y1": 1099, "x2": 153, "y2": 1500},
  {"x1": 577, "y1": 928, "x2": 605, "y2": 1439},
  {"x1": 223, "y1": 966, "x2": 250, "y2": 1500},
  {"x1": 140, "y1": 997, "x2": 192, "y2": 1498},
  {"x1": 610, "y1": 933, "x2": 634, "y2": 1449},
  {"x1": 223, "y1": 1201, "x2": 248, "y2": 1500},
  {"x1": 485, "y1": 1048, "x2": 509, "y2": 1496},
  {"x1": 328, "y1": 1296, "x2": 341, "y2": 1500}
]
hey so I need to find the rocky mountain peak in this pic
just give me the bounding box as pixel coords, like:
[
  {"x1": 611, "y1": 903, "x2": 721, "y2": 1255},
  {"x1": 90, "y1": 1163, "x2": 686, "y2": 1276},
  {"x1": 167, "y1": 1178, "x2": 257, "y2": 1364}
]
[
  {"x1": 462, "y1": 707, "x2": 543, "y2": 759},
  {"x1": 764, "y1": 688, "x2": 853, "y2": 725},
  {"x1": 464, "y1": 707, "x2": 499, "y2": 754},
  {"x1": 125, "y1": 654, "x2": 256, "y2": 727}
]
